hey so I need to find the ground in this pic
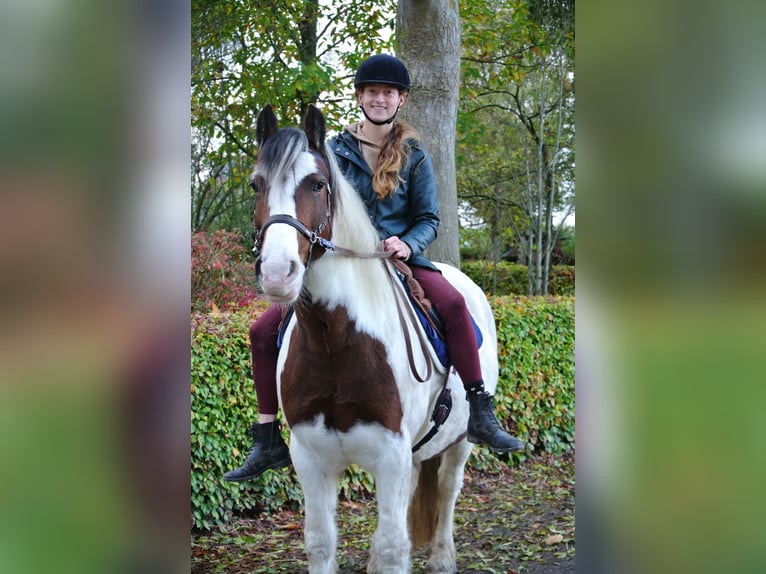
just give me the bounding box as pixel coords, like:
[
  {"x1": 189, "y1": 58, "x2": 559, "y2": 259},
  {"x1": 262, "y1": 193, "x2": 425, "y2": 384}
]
[{"x1": 191, "y1": 451, "x2": 574, "y2": 573}]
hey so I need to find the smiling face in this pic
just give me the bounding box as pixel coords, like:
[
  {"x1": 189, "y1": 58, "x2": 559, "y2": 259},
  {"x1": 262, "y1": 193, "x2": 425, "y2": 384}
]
[{"x1": 357, "y1": 83, "x2": 406, "y2": 123}]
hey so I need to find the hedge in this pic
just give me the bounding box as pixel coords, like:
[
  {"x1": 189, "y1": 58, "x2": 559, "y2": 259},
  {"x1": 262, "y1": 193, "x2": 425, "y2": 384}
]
[
  {"x1": 191, "y1": 295, "x2": 574, "y2": 530},
  {"x1": 461, "y1": 260, "x2": 575, "y2": 296}
]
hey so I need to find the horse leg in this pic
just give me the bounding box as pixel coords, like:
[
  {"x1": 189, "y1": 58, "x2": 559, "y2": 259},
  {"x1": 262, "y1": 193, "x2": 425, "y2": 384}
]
[
  {"x1": 291, "y1": 436, "x2": 340, "y2": 574},
  {"x1": 425, "y1": 440, "x2": 472, "y2": 574},
  {"x1": 365, "y1": 439, "x2": 412, "y2": 574}
]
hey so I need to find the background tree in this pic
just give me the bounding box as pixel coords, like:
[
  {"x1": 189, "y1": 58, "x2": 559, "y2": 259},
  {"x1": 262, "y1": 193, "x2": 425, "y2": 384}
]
[
  {"x1": 191, "y1": 0, "x2": 575, "y2": 294},
  {"x1": 191, "y1": 0, "x2": 395, "y2": 236},
  {"x1": 459, "y1": 0, "x2": 574, "y2": 294},
  {"x1": 396, "y1": 0, "x2": 462, "y2": 266}
]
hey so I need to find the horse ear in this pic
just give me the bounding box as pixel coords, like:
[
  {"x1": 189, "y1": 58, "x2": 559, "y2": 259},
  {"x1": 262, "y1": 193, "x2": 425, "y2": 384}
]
[
  {"x1": 256, "y1": 105, "x2": 279, "y2": 147},
  {"x1": 303, "y1": 104, "x2": 326, "y2": 150}
]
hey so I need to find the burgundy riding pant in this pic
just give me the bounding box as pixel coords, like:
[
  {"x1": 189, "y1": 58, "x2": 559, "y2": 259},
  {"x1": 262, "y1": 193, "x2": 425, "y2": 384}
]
[{"x1": 250, "y1": 266, "x2": 483, "y2": 416}]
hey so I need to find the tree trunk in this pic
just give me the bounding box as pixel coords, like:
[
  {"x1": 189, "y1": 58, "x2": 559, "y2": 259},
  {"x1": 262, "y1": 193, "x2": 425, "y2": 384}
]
[{"x1": 396, "y1": 0, "x2": 461, "y2": 266}]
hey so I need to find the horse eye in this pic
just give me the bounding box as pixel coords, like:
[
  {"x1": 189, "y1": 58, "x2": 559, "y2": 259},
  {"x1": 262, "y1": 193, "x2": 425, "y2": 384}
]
[
  {"x1": 312, "y1": 181, "x2": 325, "y2": 193},
  {"x1": 250, "y1": 181, "x2": 260, "y2": 193}
]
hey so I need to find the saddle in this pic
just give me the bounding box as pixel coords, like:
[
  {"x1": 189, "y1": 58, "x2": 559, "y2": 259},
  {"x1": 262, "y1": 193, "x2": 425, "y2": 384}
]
[
  {"x1": 388, "y1": 259, "x2": 444, "y2": 338},
  {"x1": 389, "y1": 259, "x2": 483, "y2": 368}
]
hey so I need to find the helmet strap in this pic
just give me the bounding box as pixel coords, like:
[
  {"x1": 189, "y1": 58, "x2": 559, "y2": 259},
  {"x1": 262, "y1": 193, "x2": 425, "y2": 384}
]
[{"x1": 360, "y1": 105, "x2": 400, "y2": 126}]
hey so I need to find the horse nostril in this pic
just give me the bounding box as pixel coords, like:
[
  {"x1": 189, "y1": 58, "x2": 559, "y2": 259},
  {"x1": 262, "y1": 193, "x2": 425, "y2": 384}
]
[{"x1": 288, "y1": 260, "x2": 297, "y2": 277}]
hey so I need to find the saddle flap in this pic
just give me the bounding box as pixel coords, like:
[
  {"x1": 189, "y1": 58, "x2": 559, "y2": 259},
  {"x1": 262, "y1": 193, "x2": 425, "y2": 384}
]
[{"x1": 389, "y1": 259, "x2": 443, "y2": 338}]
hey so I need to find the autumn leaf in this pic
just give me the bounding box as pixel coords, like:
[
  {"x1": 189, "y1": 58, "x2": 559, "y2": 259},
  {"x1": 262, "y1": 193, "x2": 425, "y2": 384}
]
[{"x1": 544, "y1": 533, "x2": 564, "y2": 545}]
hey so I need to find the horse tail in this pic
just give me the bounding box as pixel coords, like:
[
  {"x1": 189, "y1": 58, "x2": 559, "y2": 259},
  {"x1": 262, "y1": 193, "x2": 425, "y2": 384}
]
[{"x1": 408, "y1": 454, "x2": 442, "y2": 548}]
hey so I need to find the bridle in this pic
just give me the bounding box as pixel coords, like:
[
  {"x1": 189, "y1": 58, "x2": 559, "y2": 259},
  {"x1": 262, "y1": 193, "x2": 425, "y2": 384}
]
[{"x1": 253, "y1": 150, "x2": 391, "y2": 268}]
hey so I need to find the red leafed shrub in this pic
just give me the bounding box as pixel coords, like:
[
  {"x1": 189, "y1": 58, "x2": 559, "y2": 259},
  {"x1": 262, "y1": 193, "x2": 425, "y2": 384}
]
[{"x1": 192, "y1": 230, "x2": 259, "y2": 312}]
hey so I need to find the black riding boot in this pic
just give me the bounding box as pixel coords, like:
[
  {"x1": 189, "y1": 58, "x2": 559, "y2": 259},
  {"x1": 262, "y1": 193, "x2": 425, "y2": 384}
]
[
  {"x1": 466, "y1": 384, "x2": 524, "y2": 453},
  {"x1": 222, "y1": 421, "x2": 291, "y2": 482}
]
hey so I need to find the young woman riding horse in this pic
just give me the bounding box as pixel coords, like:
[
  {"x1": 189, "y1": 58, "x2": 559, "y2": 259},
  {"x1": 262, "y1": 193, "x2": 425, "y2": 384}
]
[{"x1": 224, "y1": 54, "x2": 523, "y2": 484}]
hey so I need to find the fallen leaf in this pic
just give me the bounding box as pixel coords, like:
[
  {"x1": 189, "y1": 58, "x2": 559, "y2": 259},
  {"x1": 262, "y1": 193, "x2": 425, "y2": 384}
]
[{"x1": 544, "y1": 534, "x2": 564, "y2": 545}]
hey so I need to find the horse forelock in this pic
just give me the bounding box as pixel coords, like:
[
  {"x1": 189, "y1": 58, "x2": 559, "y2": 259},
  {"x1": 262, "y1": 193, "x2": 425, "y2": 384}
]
[{"x1": 254, "y1": 128, "x2": 309, "y2": 187}]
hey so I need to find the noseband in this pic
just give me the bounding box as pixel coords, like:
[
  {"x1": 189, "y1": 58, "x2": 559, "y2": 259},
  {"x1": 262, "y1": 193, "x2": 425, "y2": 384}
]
[{"x1": 254, "y1": 208, "x2": 334, "y2": 267}]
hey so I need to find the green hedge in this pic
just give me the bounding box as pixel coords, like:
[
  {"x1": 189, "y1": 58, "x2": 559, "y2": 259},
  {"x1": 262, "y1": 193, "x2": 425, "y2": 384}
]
[
  {"x1": 191, "y1": 308, "x2": 304, "y2": 531},
  {"x1": 492, "y1": 296, "x2": 575, "y2": 453},
  {"x1": 191, "y1": 295, "x2": 574, "y2": 530},
  {"x1": 461, "y1": 260, "x2": 575, "y2": 296}
]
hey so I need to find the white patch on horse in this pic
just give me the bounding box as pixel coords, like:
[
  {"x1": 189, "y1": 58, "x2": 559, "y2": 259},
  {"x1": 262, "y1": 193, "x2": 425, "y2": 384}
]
[
  {"x1": 289, "y1": 416, "x2": 413, "y2": 571},
  {"x1": 258, "y1": 152, "x2": 319, "y2": 302}
]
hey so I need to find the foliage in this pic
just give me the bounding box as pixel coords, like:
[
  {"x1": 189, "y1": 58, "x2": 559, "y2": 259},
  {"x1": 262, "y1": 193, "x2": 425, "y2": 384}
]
[
  {"x1": 559, "y1": 223, "x2": 576, "y2": 260},
  {"x1": 191, "y1": 0, "x2": 395, "y2": 233},
  {"x1": 191, "y1": 295, "x2": 574, "y2": 529},
  {"x1": 459, "y1": 224, "x2": 497, "y2": 261},
  {"x1": 191, "y1": 1, "x2": 576, "y2": 273},
  {"x1": 191, "y1": 310, "x2": 303, "y2": 531},
  {"x1": 458, "y1": 0, "x2": 575, "y2": 294},
  {"x1": 461, "y1": 260, "x2": 575, "y2": 296},
  {"x1": 494, "y1": 296, "x2": 575, "y2": 454},
  {"x1": 191, "y1": 230, "x2": 261, "y2": 312}
]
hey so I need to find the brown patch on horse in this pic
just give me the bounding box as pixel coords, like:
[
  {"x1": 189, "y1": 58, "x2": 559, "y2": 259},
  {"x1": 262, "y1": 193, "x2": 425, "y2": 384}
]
[
  {"x1": 292, "y1": 155, "x2": 333, "y2": 264},
  {"x1": 408, "y1": 455, "x2": 442, "y2": 548},
  {"x1": 280, "y1": 303, "x2": 403, "y2": 433}
]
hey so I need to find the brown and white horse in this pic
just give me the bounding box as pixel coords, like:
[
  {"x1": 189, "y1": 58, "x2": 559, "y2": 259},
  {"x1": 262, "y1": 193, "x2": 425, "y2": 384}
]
[{"x1": 251, "y1": 104, "x2": 500, "y2": 574}]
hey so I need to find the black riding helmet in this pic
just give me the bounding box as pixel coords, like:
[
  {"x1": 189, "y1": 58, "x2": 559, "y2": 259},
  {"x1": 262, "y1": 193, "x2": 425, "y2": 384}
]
[
  {"x1": 354, "y1": 54, "x2": 411, "y2": 92},
  {"x1": 354, "y1": 54, "x2": 411, "y2": 125}
]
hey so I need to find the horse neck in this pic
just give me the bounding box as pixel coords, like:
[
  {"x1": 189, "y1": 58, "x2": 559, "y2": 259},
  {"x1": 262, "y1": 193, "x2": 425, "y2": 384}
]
[{"x1": 301, "y1": 255, "x2": 398, "y2": 329}]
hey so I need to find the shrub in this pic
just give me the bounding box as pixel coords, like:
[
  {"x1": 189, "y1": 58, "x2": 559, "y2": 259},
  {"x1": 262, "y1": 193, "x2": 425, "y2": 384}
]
[
  {"x1": 492, "y1": 295, "x2": 575, "y2": 454},
  {"x1": 191, "y1": 230, "x2": 259, "y2": 312},
  {"x1": 191, "y1": 308, "x2": 301, "y2": 531},
  {"x1": 191, "y1": 296, "x2": 574, "y2": 529},
  {"x1": 461, "y1": 260, "x2": 575, "y2": 296}
]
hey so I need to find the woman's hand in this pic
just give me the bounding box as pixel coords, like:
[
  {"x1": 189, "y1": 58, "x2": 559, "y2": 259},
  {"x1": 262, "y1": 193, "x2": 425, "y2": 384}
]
[{"x1": 383, "y1": 236, "x2": 412, "y2": 260}]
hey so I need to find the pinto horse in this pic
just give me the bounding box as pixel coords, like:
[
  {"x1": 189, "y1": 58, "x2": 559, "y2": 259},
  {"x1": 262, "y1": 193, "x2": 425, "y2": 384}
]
[{"x1": 251, "y1": 104, "x2": 500, "y2": 574}]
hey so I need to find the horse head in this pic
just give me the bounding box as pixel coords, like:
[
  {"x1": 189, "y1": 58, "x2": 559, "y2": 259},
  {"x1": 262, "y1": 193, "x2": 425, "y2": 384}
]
[{"x1": 251, "y1": 104, "x2": 333, "y2": 304}]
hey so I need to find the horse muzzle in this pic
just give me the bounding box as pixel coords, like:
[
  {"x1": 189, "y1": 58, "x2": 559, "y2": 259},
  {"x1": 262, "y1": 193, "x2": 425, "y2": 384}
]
[{"x1": 257, "y1": 254, "x2": 304, "y2": 304}]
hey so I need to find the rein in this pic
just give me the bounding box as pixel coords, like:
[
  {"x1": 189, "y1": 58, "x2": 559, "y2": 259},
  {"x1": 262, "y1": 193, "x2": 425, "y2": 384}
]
[
  {"x1": 256, "y1": 211, "x2": 432, "y2": 384},
  {"x1": 386, "y1": 262, "x2": 435, "y2": 384},
  {"x1": 254, "y1": 212, "x2": 393, "y2": 261}
]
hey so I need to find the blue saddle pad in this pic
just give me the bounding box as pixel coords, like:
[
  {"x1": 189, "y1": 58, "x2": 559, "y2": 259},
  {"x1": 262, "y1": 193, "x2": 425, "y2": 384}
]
[
  {"x1": 277, "y1": 280, "x2": 483, "y2": 369},
  {"x1": 402, "y1": 276, "x2": 483, "y2": 368}
]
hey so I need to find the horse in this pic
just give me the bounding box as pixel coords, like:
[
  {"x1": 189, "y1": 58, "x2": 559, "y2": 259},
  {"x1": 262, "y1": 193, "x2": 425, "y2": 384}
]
[{"x1": 251, "y1": 103, "x2": 501, "y2": 574}]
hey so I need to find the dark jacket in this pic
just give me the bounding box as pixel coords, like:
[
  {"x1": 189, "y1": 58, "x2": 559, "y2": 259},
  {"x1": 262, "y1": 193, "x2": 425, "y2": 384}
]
[{"x1": 330, "y1": 129, "x2": 440, "y2": 271}]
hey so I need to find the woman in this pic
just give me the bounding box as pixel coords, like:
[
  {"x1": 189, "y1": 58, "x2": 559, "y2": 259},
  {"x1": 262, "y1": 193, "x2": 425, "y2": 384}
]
[{"x1": 224, "y1": 54, "x2": 522, "y2": 483}]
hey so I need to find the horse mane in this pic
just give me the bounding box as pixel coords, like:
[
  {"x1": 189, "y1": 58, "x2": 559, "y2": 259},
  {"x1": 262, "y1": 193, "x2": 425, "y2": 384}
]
[{"x1": 323, "y1": 142, "x2": 381, "y2": 253}]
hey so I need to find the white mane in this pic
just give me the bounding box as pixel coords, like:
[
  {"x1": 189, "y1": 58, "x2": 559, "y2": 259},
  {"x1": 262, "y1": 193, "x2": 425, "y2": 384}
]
[
  {"x1": 323, "y1": 142, "x2": 380, "y2": 253},
  {"x1": 304, "y1": 142, "x2": 395, "y2": 319}
]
